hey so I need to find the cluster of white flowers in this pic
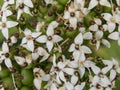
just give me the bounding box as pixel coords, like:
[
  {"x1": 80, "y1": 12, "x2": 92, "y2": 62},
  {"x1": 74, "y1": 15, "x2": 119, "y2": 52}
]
[{"x1": 0, "y1": 0, "x2": 120, "y2": 90}]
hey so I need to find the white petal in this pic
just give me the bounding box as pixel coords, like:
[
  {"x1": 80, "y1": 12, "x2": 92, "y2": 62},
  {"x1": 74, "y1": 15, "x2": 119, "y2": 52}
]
[
  {"x1": 116, "y1": 0, "x2": 120, "y2": 6},
  {"x1": 53, "y1": 35, "x2": 63, "y2": 43},
  {"x1": 14, "y1": 56, "x2": 25, "y2": 65},
  {"x1": 108, "y1": 22, "x2": 116, "y2": 33},
  {"x1": 2, "y1": 28, "x2": 9, "y2": 39},
  {"x1": 102, "y1": 39, "x2": 111, "y2": 48},
  {"x1": 24, "y1": 0, "x2": 33, "y2": 8},
  {"x1": 96, "y1": 41, "x2": 100, "y2": 50},
  {"x1": 24, "y1": 28, "x2": 31, "y2": 36},
  {"x1": 94, "y1": 18, "x2": 102, "y2": 25},
  {"x1": 88, "y1": 0, "x2": 98, "y2": 10},
  {"x1": 47, "y1": 25, "x2": 54, "y2": 36},
  {"x1": 59, "y1": 71, "x2": 66, "y2": 82},
  {"x1": 63, "y1": 68, "x2": 74, "y2": 75},
  {"x1": 110, "y1": 70, "x2": 116, "y2": 81},
  {"x1": 68, "y1": 61, "x2": 78, "y2": 68},
  {"x1": 100, "y1": 0, "x2": 111, "y2": 7},
  {"x1": 83, "y1": 32, "x2": 92, "y2": 40},
  {"x1": 95, "y1": 31, "x2": 103, "y2": 40},
  {"x1": 63, "y1": 11, "x2": 70, "y2": 19},
  {"x1": 42, "y1": 74, "x2": 50, "y2": 81},
  {"x1": 79, "y1": 51, "x2": 86, "y2": 61},
  {"x1": 49, "y1": 21, "x2": 59, "y2": 28},
  {"x1": 73, "y1": 50, "x2": 81, "y2": 61},
  {"x1": 92, "y1": 76, "x2": 100, "y2": 85},
  {"x1": 46, "y1": 41, "x2": 53, "y2": 52},
  {"x1": 100, "y1": 76, "x2": 111, "y2": 87},
  {"x1": 34, "y1": 78, "x2": 42, "y2": 90},
  {"x1": 21, "y1": 37, "x2": 27, "y2": 44},
  {"x1": 89, "y1": 24, "x2": 98, "y2": 31},
  {"x1": 4, "y1": 58, "x2": 12, "y2": 69},
  {"x1": 81, "y1": 45, "x2": 92, "y2": 54},
  {"x1": 36, "y1": 35, "x2": 47, "y2": 43},
  {"x1": 69, "y1": 43, "x2": 75, "y2": 52},
  {"x1": 108, "y1": 32, "x2": 119, "y2": 40},
  {"x1": 91, "y1": 65, "x2": 100, "y2": 74},
  {"x1": 51, "y1": 83, "x2": 57, "y2": 90},
  {"x1": 102, "y1": 13, "x2": 112, "y2": 21},
  {"x1": 75, "y1": 82, "x2": 85, "y2": 90},
  {"x1": 75, "y1": 33, "x2": 83, "y2": 45},
  {"x1": 32, "y1": 53, "x2": 39, "y2": 60},
  {"x1": 65, "y1": 82, "x2": 74, "y2": 90},
  {"x1": 27, "y1": 40, "x2": 34, "y2": 52},
  {"x1": 71, "y1": 75, "x2": 78, "y2": 85},
  {"x1": 6, "y1": 21, "x2": 18, "y2": 28},
  {"x1": 17, "y1": 9, "x2": 23, "y2": 20},
  {"x1": 79, "y1": 67, "x2": 85, "y2": 78},
  {"x1": 31, "y1": 32, "x2": 41, "y2": 38},
  {"x1": 69, "y1": 17, "x2": 77, "y2": 29},
  {"x1": 2, "y1": 42, "x2": 9, "y2": 53},
  {"x1": 23, "y1": 6, "x2": 32, "y2": 15}
]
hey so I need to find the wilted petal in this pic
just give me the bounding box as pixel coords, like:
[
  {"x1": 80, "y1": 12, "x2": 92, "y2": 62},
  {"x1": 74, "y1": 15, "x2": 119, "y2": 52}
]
[
  {"x1": 88, "y1": 0, "x2": 98, "y2": 10},
  {"x1": 108, "y1": 32, "x2": 119, "y2": 40},
  {"x1": 75, "y1": 33, "x2": 83, "y2": 45},
  {"x1": 6, "y1": 21, "x2": 18, "y2": 28},
  {"x1": 36, "y1": 35, "x2": 47, "y2": 43}
]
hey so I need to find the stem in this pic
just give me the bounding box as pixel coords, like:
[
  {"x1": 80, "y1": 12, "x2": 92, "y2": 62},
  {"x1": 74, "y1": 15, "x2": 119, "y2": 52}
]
[{"x1": 12, "y1": 74, "x2": 17, "y2": 90}]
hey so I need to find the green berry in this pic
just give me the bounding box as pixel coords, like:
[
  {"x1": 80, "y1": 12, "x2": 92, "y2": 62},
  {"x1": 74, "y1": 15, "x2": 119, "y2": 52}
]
[
  {"x1": 3, "y1": 77, "x2": 13, "y2": 89},
  {"x1": 0, "y1": 67, "x2": 10, "y2": 78},
  {"x1": 21, "y1": 69, "x2": 34, "y2": 86},
  {"x1": 21, "y1": 86, "x2": 32, "y2": 90},
  {"x1": 58, "y1": 0, "x2": 69, "y2": 5}
]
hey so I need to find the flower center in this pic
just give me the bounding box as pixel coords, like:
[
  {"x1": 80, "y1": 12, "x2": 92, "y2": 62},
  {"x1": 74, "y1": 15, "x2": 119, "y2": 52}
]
[
  {"x1": 19, "y1": 3, "x2": 24, "y2": 9},
  {"x1": 26, "y1": 35, "x2": 33, "y2": 40},
  {"x1": 79, "y1": 61, "x2": 84, "y2": 67},
  {"x1": 70, "y1": 12, "x2": 75, "y2": 17},
  {"x1": 75, "y1": 44, "x2": 79, "y2": 50},
  {"x1": 98, "y1": 72, "x2": 104, "y2": 78},
  {"x1": 5, "y1": 53, "x2": 9, "y2": 58},
  {"x1": 110, "y1": 17, "x2": 115, "y2": 22},
  {"x1": 2, "y1": 23, "x2": 6, "y2": 28},
  {"x1": 96, "y1": 84, "x2": 102, "y2": 89},
  {"x1": 54, "y1": 66, "x2": 60, "y2": 72},
  {"x1": 47, "y1": 36, "x2": 52, "y2": 41}
]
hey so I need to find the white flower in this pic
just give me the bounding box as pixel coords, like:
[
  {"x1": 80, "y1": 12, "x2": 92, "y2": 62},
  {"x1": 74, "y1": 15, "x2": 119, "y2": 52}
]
[
  {"x1": 103, "y1": 59, "x2": 120, "y2": 81},
  {"x1": 102, "y1": 13, "x2": 120, "y2": 32},
  {"x1": 16, "y1": 0, "x2": 33, "y2": 19},
  {"x1": 44, "y1": 0, "x2": 54, "y2": 5},
  {"x1": 21, "y1": 28, "x2": 41, "y2": 52},
  {"x1": 50, "y1": 54, "x2": 74, "y2": 84},
  {"x1": 2, "y1": 0, "x2": 14, "y2": 9},
  {"x1": 65, "y1": 81, "x2": 85, "y2": 90},
  {"x1": 36, "y1": 24, "x2": 63, "y2": 52},
  {"x1": 0, "y1": 15, "x2": 18, "y2": 39},
  {"x1": 89, "y1": 18, "x2": 110, "y2": 50},
  {"x1": 14, "y1": 54, "x2": 32, "y2": 66},
  {"x1": 63, "y1": 2, "x2": 80, "y2": 29},
  {"x1": 32, "y1": 47, "x2": 49, "y2": 62},
  {"x1": 108, "y1": 31, "x2": 120, "y2": 46},
  {"x1": 69, "y1": 33, "x2": 92, "y2": 61},
  {"x1": 0, "y1": 42, "x2": 12, "y2": 70},
  {"x1": 88, "y1": 0, "x2": 111, "y2": 10}
]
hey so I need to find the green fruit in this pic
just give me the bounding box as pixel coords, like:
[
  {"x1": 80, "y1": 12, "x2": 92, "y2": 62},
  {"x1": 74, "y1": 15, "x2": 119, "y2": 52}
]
[
  {"x1": 21, "y1": 86, "x2": 32, "y2": 90},
  {"x1": 21, "y1": 69, "x2": 34, "y2": 86},
  {"x1": 58, "y1": 0, "x2": 69, "y2": 5},
  {"x1": 56, "y1": 4, "x2": 64, "y2": 13},
  {"x1": 44, "y1": 15, "x2": 55, "y2": 23},
  {"x1": 39, "y1": 6, "x2": 48, "y2": 15},
  {"x1": 0, "y1": 67, "x2": 10, "y2": 78},
  {"x1": 3, "y1": 77, "x2": 13, "y2": 88}
]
